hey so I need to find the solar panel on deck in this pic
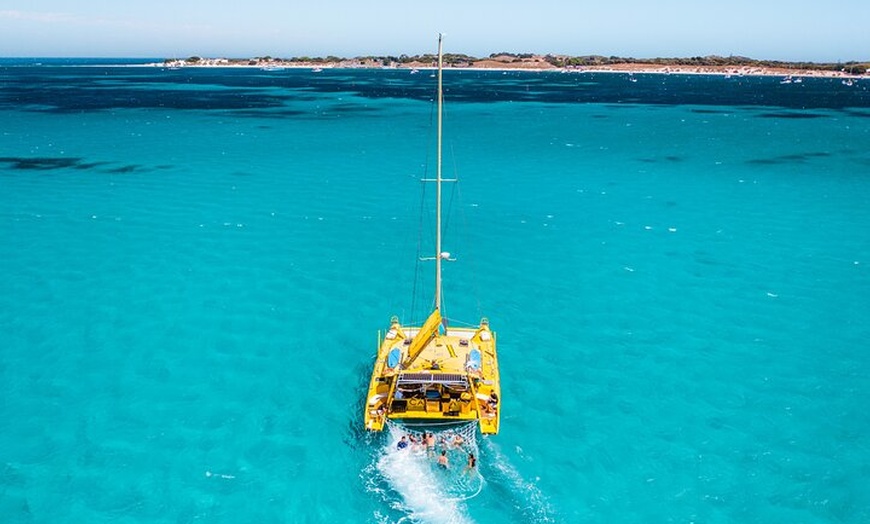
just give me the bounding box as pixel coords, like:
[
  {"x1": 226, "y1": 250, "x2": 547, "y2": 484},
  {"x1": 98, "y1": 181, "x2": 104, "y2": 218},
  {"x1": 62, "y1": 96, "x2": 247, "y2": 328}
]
[{"x1": 397, "y1": 373, "x2": 467, "y2": 385}]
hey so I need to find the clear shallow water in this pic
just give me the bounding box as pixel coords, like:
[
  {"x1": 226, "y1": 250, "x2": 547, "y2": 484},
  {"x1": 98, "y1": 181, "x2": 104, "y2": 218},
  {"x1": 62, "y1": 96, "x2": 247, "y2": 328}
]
[{"x1": 1, "y1": 64, "x2": 869, "y2": 523}]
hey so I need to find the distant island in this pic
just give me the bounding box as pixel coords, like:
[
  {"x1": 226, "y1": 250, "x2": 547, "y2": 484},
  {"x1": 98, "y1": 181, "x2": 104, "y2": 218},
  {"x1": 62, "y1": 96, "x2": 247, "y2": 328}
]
[{"x1": 157, "y1": 53, "x2": 870, "y2": 78}]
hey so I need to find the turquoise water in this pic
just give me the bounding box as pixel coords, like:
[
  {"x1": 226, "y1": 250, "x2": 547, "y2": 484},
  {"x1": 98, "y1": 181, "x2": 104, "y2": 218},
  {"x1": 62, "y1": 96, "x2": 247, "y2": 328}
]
[{"x1": 1, "y1": 64, "x2": 869, "y2": 523}]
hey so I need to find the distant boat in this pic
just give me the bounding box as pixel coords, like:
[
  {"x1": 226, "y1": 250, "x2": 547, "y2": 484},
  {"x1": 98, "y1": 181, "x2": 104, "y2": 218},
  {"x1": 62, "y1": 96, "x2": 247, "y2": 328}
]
[
  {"x1": 363, "y1": 34, "x2": 502, "y2": 437},
  {"x1": 261, "y1": 65, "x2": 285, "y2": 72},
  {"x1": 312, "y1": 67, "x2": 323, "y2": 73}
]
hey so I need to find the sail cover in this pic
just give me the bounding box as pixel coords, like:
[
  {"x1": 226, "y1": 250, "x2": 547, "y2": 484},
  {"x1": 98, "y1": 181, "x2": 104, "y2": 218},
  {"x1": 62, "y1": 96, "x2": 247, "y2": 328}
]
[{"x1": 402, "y1": 309, "x2": 442, "y2": 368}]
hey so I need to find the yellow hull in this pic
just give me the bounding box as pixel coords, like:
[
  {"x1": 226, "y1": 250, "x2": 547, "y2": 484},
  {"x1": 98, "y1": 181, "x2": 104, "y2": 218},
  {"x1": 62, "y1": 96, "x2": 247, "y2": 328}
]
[{"x1": 363, "y1": 311, "x2": 500, "y2": 435}]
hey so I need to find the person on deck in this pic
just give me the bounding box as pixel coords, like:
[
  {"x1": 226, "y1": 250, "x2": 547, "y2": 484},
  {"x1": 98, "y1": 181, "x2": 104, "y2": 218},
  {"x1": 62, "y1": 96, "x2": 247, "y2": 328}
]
[{"x1": 487, "y1": 392, "x2": 499, "y2": 413}]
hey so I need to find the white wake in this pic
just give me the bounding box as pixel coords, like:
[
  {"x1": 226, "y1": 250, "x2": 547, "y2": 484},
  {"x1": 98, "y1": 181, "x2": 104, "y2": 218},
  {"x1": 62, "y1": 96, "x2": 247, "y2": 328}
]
[
  {"x1": 368, "y1": 424, "x2": 483, "y2": 524},
  {"x1": 481, "y1": 439, "x2": 557, "y2": 523}
]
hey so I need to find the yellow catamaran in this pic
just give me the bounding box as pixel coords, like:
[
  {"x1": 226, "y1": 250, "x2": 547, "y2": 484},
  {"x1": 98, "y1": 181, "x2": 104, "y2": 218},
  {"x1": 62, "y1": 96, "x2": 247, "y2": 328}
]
[{"x1": 363, "y1": 35, "x2": 501, "y2": 435}]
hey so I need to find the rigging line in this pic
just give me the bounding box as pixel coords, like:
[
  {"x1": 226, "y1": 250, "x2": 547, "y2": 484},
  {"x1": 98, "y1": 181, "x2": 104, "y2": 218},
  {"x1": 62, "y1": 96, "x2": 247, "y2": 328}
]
[
  {"x1": 438, "y1": 141, "x2": 470, "y2": 318},
  {"x1": 455, "y1": 179, "x2": 483, "y2": 318},
  {"x1": 415, "y1": 176, "x2": 437, "y2": 323},
  {"x1": 440, "y1": 105, "x2": 482, "y2": 319},
  {"x1": 440, "y1": 160, "x2": 460, "y2": 323},
  {"x1": 411, "y1": 179, "x2": 425, "y2": 325},
  {"x1": 409, "y1": 170, "x2": 427, "y2": 325},
  {"x1": 443, "y1": 136, "x2": 465, "y2": 243},
  {"x1": 442, "y1": 141, "x2": 484, "y2": 320},
  {"x1": 437, "y1": 150, "x2": 461, "y2": 323},
  {"x1": 410, "y1": 76, "x2": 441, "y2": 324}
]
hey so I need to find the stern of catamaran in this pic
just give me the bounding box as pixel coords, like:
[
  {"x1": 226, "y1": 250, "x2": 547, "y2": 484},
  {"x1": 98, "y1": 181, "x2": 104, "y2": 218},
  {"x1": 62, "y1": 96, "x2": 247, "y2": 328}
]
[{"x1": 364, "y1": 315, "x2": 500, "y2": 435}]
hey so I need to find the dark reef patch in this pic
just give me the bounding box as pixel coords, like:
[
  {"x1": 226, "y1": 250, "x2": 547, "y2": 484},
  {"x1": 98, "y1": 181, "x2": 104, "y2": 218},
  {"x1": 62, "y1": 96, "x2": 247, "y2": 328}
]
[
  {"x1": 747, "y1": 152, "x2": 831, "y2": 165},
  {"x1": 757, "y1": 112, "x2": 827, "y2": 119},
  {"x1": 228, "y1": 109, "x2": 307, "y2": 119},
  {"x1": 1, "y1": 66, "x2": 868, "y2": 117},
  {"x1": 843, "y1": 109, "x2": 870, "y2": 118},
  {"x1": 637, "y1": 155, "x2": 684, "y2": 164},
  {"x1": 0, "y1": 156, "x2": 83, "y2": 170},
  {"x1": 106, "y1": 165, "x2": 142, "y2": 174},
  {"x1": 691, "y1": 108, "x2": 731, "y2": 115},
  {"x1": 0, "y1": 156, "x2": 169, "y2": 175},
  {"x1": 75, "y1": 161, "x2": 112, "y2": 170}
]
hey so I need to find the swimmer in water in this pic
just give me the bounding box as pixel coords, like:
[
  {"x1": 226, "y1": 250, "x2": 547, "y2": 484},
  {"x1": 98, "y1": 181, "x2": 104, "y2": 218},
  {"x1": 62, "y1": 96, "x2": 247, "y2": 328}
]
[
  {"x1": 464, "y1": 452, "x2": 476, "y2": 474},
  {"x1": 437, "y1": 450, "x2": 449, "y2": 469}
]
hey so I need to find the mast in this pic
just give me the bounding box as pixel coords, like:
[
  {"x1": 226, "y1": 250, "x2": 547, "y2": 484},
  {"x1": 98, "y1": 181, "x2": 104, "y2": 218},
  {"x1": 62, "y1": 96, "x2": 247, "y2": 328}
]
[{"x1": 435, "y1": 33, "x2": 444, "y2": 313}]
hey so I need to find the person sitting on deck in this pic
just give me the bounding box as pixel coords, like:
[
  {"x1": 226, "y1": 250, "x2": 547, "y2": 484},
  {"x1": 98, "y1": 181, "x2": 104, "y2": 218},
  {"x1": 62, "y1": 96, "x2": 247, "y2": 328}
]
[
  {"x1": 481, "y1": 391, "x2": 499, "y2": 416},
  {"x1": 488, "y1": 392, "x2": 499, "y2": 412}
]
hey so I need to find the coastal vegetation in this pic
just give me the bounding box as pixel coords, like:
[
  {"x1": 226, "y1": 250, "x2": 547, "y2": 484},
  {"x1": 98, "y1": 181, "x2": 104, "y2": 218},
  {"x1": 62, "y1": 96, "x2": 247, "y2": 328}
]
[
  {"x1": 539, "y1": 54, "x2": 869, "y2": 74},
  {"x1": 162, "y1": 53, "x2": 870, "y2": 75}
]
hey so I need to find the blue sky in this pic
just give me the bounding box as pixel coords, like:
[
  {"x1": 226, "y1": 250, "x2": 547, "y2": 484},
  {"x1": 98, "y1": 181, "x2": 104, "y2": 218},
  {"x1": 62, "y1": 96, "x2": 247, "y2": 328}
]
[{"x1": 1, "y1": 1, "x2": 868, "y2": 61}]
